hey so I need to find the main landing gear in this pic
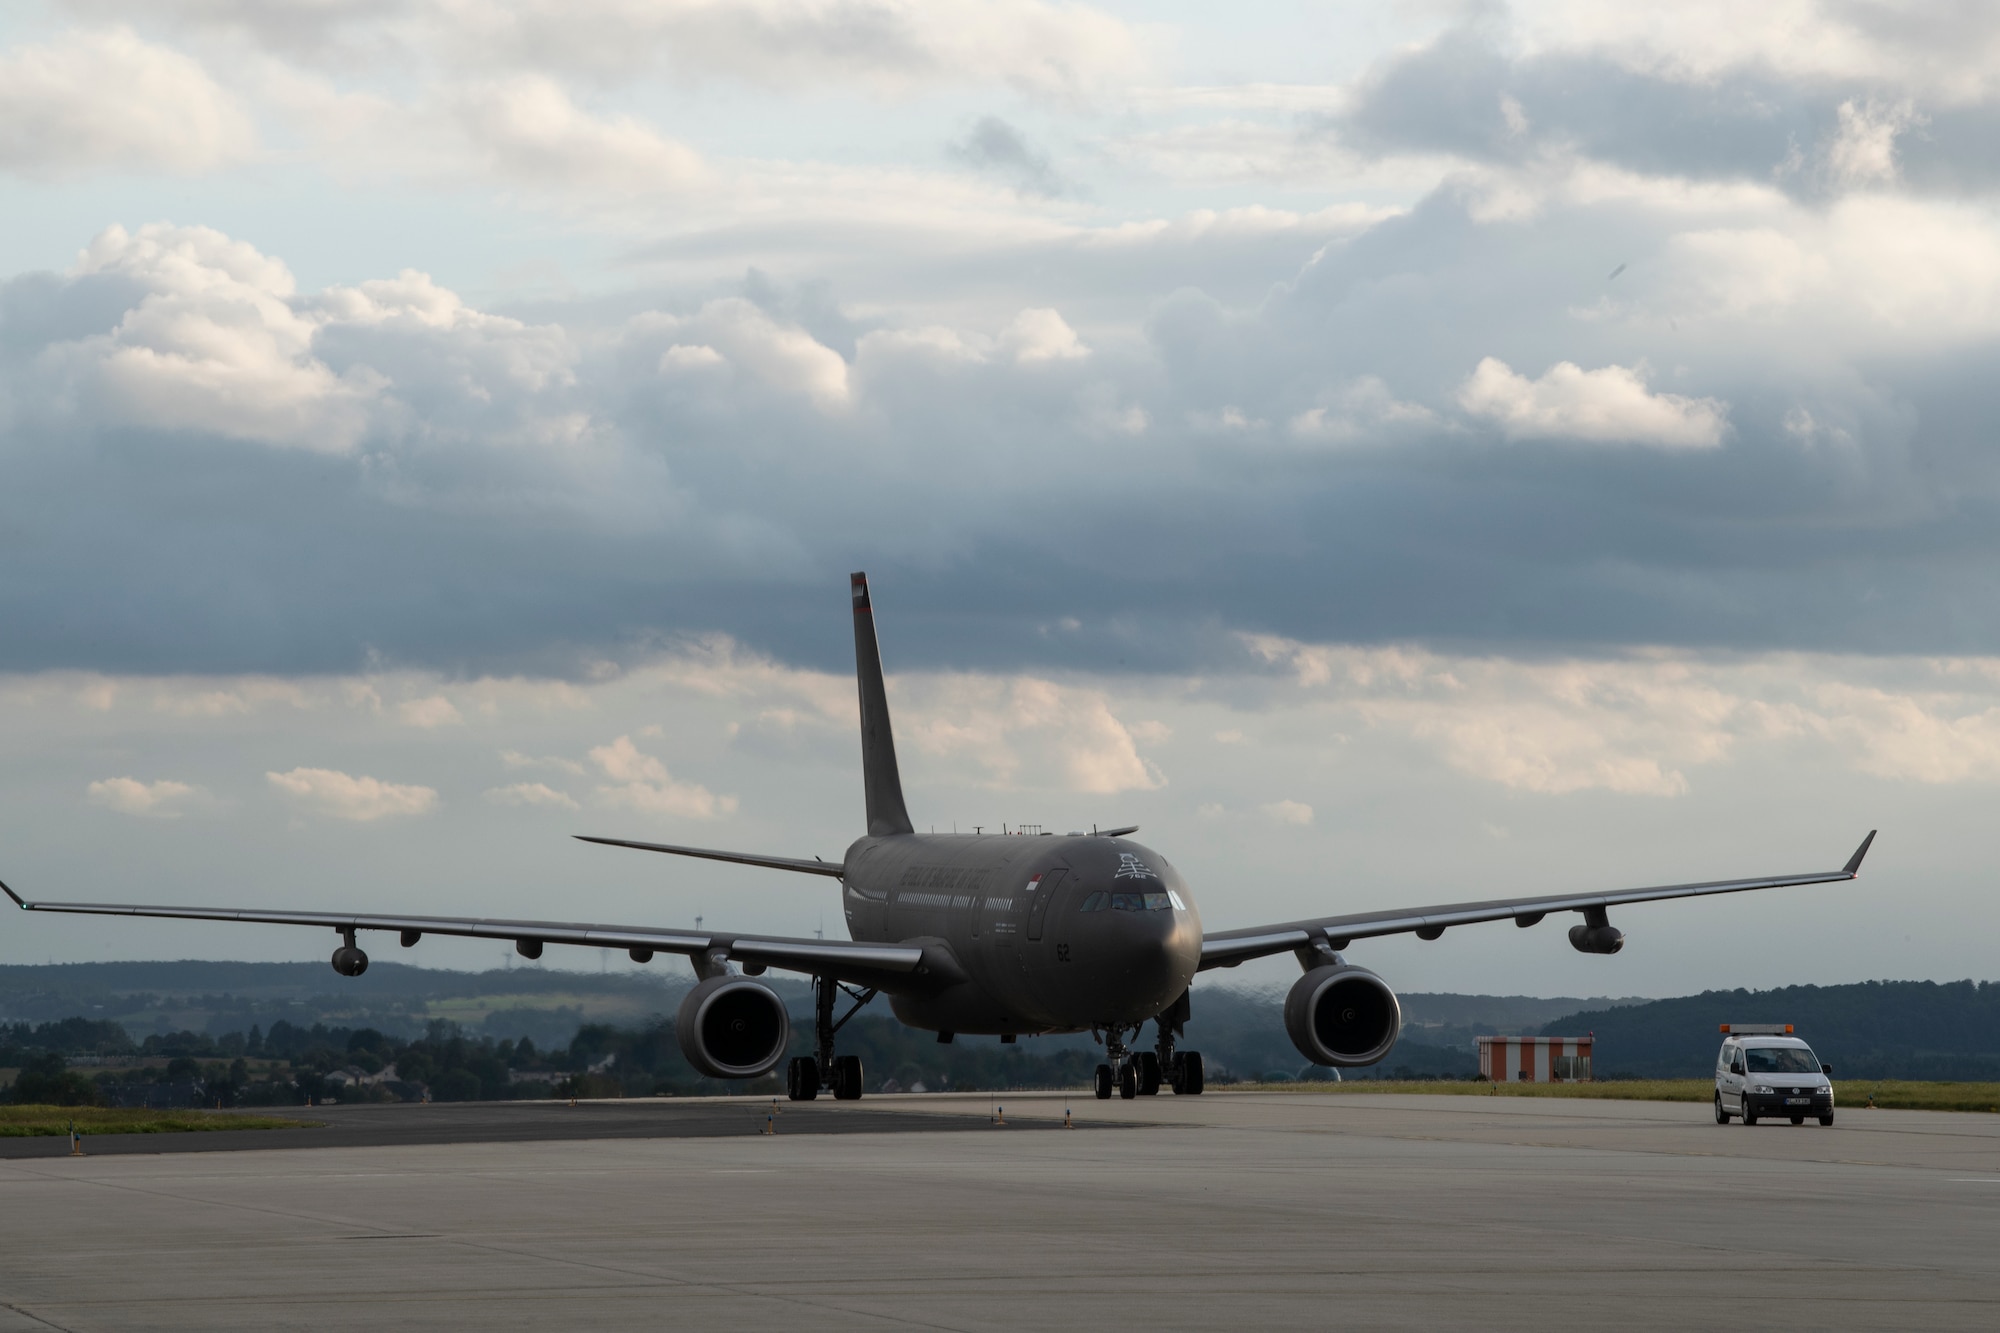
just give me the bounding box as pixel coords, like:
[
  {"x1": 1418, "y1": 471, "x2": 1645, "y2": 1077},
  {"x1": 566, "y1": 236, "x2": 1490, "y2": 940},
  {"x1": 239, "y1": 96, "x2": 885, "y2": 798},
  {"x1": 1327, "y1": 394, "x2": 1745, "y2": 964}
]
[
  {"x1": 1094, "y1": 993, "x2": 1204, "y2": 1100},
  {"x1": 787, "y1": 975, "x2": 877, "y2": 1102}
]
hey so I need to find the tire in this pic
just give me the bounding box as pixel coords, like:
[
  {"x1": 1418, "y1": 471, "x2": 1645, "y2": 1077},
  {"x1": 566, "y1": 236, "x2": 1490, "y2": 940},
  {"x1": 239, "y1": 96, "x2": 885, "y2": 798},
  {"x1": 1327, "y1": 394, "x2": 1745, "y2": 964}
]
[
  {"x1": 833, "y1": 1054, "x2": 864, "y2": 1101},
  {"x1": 1118, "y1": 1062, "x2": 1138, "y2": 1100},
  {"x1": 1742, "y1": 1097, "x2": 1758, "y2": 1126},
  {"x1": 1820, "y1": 1112, "x2": 1835, "y2": 1126},
  {"x1": 1178, "y1": 1051, "x2": 1204, "y2": 1096},
  {"x1": 1094, "y1": 1064, "x2": 1113, "y2": 1100},
  {"x1": 1714, "y1": 1094, "x2": 1730, "y2": 1124},
  {"x1": 1136, "y1": 1052, "x2": 1162, "y2": 1096},
  {"x1": 1789, "y1": 1114, "x2": 1805, "y2": 1125},
  {"x1": 788, "y1": 1056, "x2": 819, "y2": 1102}
]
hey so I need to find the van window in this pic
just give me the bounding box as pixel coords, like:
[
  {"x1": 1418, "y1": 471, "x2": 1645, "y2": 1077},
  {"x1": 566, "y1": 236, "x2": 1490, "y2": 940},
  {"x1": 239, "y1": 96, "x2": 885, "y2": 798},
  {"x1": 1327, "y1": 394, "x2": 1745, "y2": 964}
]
[
  {"x1": 1719, "y1": 1044, "x2": 1735, "y2": 1069},
  {"x1": 1745, "y1": 1046, "x2": 1820, "y2": 1075}
]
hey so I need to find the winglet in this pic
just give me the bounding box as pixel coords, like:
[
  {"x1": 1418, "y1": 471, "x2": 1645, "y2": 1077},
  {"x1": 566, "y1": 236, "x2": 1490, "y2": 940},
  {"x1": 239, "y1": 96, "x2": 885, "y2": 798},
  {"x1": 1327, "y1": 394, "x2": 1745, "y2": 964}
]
[
  {"x1": 0, "y1": 877, "x2": 26, "y2": 908},
  {"x1": 1843, "y1": 830, "x2": 1877, "y2": 876}
]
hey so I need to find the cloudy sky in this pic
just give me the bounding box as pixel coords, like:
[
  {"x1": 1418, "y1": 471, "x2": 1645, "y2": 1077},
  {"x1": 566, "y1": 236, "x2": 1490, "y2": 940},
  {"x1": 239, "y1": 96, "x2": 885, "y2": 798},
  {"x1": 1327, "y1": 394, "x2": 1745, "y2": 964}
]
[{"x1": 1, "y1": 0, "x2": 1994, "y2": 998}]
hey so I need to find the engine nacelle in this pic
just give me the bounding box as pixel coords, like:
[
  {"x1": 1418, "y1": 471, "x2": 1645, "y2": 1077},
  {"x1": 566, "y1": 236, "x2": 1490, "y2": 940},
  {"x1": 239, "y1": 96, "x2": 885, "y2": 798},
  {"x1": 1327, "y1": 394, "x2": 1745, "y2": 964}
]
[
  {"x1": 1283, "y1": 963, "x2": 1402, "y2": 1068},
  {"x1": 331, "y1": 945, "x2": 369, "y2": 977},
  {"x1": 1568, "y1": 923, "x2": 1625, "y2": 954},
  {"x1": 675, "y1": 975, "x2": 791, "y2": 1080}
]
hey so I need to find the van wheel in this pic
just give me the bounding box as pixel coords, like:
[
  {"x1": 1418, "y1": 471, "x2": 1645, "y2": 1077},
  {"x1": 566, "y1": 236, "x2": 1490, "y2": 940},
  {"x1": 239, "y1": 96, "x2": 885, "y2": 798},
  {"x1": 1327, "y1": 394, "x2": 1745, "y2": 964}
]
[
  {"x1": 1742, "y1": 1099, "x2": 1758, "y2": 1126},
  {"x1": 1789, "y1": 1114, "x2": 1805, "y2": 1125},
  {"x1": 1819, "y1": 1112, "x2": 1835, "y2": 1126},
  {"x1": 1714, "y1": 1094, "x2": 1730, "y2": 1123}
]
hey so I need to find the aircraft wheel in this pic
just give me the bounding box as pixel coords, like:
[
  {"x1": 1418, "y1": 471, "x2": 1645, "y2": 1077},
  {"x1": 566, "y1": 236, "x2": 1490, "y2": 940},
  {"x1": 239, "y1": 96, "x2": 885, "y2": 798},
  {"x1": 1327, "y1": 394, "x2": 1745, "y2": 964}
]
[
  {"x1": 1175, "y1": 1052, "x2": 1204, "y2": 1096},
  {"x1": 1789, "y1": 1114, "x2": 1805, "y2": 1125},
  {"x1": 1094, "y1": 1064, "x2": 1113, "y2": 1100},
  {"x1": 1118, "y1": 1062, "x2": 1138, "y2": 1100},
  {"x1": 788, "y1": 1056, "x2": 819, "y2": 1102},
  {"x1": 833, "y1": 1054, "x2": 864, "y2": 1101},
  {"x1": 1136, "y1": 1052, "x2": 1161, "y2": 1096},
  {"x1": 1714, "y1": 1094, "x2": 1729, "y2": 1124}
]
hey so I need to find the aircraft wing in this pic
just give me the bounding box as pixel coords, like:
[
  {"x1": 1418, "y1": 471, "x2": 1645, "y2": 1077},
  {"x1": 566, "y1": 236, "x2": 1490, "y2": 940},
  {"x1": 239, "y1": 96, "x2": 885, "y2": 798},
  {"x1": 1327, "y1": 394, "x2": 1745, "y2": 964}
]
[
  {"x1": 0, "y1": 877, "x2": 926, "y2": 982},
  {"x1": 1198, "y1": 831, "x2": 1874, "y2": 971}
]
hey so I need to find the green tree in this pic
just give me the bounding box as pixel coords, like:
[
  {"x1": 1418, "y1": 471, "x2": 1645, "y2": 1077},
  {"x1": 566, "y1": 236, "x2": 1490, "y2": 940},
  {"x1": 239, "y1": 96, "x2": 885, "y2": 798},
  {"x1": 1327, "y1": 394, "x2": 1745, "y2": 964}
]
[{"x1": 9, "y1": 1052, "x2": 102, "y2": 1106}]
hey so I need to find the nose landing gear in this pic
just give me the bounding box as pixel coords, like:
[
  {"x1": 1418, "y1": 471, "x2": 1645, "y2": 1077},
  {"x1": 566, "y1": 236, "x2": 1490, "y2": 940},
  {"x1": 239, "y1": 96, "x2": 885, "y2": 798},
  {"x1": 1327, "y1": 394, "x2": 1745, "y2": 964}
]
[{"x1": 1093, "y1": 1027, "x2": 1138, "y2": 1099}]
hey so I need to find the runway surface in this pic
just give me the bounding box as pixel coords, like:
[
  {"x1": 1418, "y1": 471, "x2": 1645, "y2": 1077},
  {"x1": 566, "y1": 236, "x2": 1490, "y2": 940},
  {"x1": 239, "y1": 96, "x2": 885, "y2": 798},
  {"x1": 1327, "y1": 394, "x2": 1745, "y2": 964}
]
[
  {"x1": 0, "y1": 1098, "x2": 1078, "y2": 1158},
  {"x1": 4, "y1": 1090, "x2": 1998, "y2": 1330}
]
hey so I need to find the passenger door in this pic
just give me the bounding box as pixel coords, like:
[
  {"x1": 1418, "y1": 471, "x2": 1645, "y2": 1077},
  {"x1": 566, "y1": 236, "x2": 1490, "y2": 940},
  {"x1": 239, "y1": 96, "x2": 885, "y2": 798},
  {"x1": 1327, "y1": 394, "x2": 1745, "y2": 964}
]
[
  {"x1": 1026, "y1": 868, "x2": 1069, "y2": 942},
  {"x1": 1719, "y1": 1043, "x2": 1743, "y2": 1110}
]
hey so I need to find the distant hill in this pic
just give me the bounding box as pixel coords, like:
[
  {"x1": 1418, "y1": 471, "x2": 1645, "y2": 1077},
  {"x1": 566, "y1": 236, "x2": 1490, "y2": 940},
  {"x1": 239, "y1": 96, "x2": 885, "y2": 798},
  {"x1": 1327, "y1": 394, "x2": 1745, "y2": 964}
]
[
  {"x1": 1545, "y1": 981, "x2": 2000, "y2": 1080},
  {"x1": 13, "y1": 963, "x2": 1999, "y2": 1082}
]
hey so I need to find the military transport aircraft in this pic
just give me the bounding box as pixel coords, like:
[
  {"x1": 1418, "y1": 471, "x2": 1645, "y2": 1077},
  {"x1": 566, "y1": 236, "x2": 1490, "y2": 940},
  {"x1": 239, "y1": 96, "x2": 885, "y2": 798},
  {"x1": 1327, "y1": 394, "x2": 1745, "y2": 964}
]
[{"x1": 5, "y1": 574, "x2": 1874, "y2": 1101}]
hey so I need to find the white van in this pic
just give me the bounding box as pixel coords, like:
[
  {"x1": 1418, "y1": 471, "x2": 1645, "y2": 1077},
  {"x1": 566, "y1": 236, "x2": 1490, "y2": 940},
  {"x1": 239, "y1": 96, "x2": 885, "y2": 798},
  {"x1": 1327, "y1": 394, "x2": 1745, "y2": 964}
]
[{"x1": 1715, "y1": 1027, "x2": 1834, "y2": 1126}]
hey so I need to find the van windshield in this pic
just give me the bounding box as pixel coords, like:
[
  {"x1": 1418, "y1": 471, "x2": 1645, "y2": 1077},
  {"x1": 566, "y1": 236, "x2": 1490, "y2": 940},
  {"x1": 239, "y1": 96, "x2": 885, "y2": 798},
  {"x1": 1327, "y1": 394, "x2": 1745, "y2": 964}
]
[{"x1": 1745, "y1": 1047, "x2": 1820, "y2": 1074}]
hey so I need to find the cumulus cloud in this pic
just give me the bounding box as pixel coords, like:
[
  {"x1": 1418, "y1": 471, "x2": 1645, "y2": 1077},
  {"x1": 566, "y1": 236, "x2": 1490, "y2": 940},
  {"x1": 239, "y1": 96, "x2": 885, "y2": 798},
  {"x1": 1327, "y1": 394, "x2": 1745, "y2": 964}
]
[
  {"x1": 588, "y1": 734, "x2": 736, "y2": 819},
  {"x1": 649, "y1": 298, "x2": 851, "y2": 410},
  {"x1": 0, "y1": 28, "x2": 253, "y2": 179},
  {"x1": 86, "y1": 776, "x2": 199, "y2": 817},
  {"x1": 453, "y1": 76, "x2": 704, "y2": 190},
  {"x1": 483, "y1": 781, "x2": 579, "y2": 809},
  {"x1": 266, "y1": 766, "x2": 439, "y2": 819},
  {"x1": 398, "y1": 696, "x2": 462, "y2": 727},
  {"x1": 144, "y1": 0, "x2": 1147, "y2": 99},
  {"x1": 47, "y1": 224, "x2": 383, "y2": 451},
  {"x1": 903, "y1": 677, "x2": 1165, "y2": 793},
  {"x1": 1457, "y1": 358, "x2": 1728, "y2": 448},
  {"x1": 997, "y1": 308, "x2": 1088, "y2": 363}
]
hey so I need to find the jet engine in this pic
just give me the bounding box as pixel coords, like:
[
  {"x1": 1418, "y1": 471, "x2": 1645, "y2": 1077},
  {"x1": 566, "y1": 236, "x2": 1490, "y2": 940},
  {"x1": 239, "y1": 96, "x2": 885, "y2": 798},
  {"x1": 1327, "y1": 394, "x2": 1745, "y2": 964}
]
[
  {"x1": 331, "y1": 945, "x2": 369, "y2": 977},
  {"x1": 1283, "y1": 963, "x2": 1401, "y2": 1068},
  {"x1": 675, "y1": 975, "x2": 791, "y2": 1080}
]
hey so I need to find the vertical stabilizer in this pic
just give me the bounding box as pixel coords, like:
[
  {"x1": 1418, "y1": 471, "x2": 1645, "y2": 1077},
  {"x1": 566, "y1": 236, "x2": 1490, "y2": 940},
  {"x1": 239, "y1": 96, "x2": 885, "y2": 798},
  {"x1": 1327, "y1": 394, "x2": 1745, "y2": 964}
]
[{"x1": 851, "y1": 572, "x2": 914, "y2": 836}]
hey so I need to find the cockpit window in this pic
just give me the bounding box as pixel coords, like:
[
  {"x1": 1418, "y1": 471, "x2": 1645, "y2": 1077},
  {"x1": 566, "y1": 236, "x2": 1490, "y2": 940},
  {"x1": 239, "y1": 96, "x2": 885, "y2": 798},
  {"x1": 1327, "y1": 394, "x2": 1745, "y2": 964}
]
[
  {"x1": 1744, "y1": 1046, "x2": 1820, "y2": 1074},
  {"x1": 1081, "y1": 889, "x2": 1173, "y2": 912}
]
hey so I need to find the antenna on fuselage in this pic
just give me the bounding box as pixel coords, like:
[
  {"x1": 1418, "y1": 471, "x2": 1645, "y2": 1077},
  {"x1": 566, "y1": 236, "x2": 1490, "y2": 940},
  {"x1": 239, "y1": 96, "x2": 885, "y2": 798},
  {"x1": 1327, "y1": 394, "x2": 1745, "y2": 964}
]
[{"x1": 851, "y1": 572, "x2": 916, "y2": 837}]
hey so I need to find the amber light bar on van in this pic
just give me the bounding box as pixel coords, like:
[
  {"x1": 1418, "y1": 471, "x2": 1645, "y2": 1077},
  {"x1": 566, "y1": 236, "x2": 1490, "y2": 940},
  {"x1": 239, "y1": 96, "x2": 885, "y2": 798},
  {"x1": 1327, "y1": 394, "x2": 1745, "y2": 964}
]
[{"x1": 1719, "y1": 1023, "x2": 1794, "y2": 1035}]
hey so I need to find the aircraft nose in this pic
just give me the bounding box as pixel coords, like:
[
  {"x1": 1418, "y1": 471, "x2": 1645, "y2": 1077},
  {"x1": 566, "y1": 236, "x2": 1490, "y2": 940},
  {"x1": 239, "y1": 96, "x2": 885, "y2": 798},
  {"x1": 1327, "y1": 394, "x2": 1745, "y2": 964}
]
[{"x1": 1107, "y1": 908, "x2": 1199, "y2": 1011}]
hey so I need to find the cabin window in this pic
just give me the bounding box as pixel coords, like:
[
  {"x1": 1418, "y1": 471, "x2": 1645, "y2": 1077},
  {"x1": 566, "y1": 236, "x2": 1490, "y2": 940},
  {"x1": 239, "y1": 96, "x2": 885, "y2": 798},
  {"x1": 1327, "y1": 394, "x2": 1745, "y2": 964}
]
[
  {"x1": 1143, "y1": 893, "x2": 1171, "y2": 911},
  {"x1": 1080, "y1": 891, "x2": 1107, "y2": 912},
  {"x1": 1111, "y1": 892, "x2": 1146, "y2": 911}
]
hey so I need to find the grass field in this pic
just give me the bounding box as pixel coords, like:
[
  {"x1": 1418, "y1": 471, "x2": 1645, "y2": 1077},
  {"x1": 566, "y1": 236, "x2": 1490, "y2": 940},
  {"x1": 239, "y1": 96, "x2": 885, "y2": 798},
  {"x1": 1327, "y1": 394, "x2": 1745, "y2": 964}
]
[
  {"x1": 1224, "y1": 1079, "x2": 2000, "y2": 1112},
  {"x1": 0, "y1": 1106, "x2": 309, "y2": 1137}
]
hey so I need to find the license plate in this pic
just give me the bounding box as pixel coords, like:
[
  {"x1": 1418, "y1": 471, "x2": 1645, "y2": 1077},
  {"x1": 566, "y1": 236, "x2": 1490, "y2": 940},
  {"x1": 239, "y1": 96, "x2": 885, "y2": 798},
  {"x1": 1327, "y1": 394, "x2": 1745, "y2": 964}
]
[{"x1": 1784, "y1": 1097, "x2": 1811, "y2": 1105}]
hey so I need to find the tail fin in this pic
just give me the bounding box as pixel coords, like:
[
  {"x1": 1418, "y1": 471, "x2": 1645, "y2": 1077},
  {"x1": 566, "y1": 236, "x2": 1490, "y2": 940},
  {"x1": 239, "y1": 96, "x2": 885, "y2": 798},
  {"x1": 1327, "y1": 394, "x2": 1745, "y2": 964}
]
[{"x1": 851, "y1": 572, "x2": 915, "y2": 836}]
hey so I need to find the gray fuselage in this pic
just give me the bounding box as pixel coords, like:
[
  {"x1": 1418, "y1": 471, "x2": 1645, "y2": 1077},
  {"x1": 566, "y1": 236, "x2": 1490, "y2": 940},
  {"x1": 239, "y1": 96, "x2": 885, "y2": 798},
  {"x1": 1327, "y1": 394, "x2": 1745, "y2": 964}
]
[{"x1": 838, "y1": 832, "x2": 1202, "y2": 1035}]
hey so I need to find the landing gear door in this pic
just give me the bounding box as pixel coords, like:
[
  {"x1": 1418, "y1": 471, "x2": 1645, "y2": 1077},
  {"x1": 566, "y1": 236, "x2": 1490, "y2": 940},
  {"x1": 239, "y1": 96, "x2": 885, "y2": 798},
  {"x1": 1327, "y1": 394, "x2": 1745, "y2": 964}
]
[{"x1": 1026, "y1": 868, "x2": 1069, "y2": 941}]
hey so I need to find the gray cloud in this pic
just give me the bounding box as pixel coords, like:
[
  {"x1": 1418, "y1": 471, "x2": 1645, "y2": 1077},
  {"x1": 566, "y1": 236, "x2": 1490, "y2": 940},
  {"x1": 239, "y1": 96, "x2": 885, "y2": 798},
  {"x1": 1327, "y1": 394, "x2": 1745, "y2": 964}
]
[
  {"x1": 948, "y1": 115, "x2": 1073, "y2": 199},
  {"x1": 1318, "y1": 23, "x2": 2000, "y2": 201},
  {"x1": 4, "y1": 184, "x2": 2000, "y2": 685}
]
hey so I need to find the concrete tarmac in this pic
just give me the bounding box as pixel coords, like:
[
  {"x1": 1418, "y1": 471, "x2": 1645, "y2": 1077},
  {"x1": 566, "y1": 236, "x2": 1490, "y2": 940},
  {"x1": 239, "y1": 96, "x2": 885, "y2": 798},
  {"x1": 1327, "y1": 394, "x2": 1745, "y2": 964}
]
[
  {"x1": 0, "y1": 1098, "x2": 1082, "y2": 1158},
  {"x1": 3, "y1": 1090, "x2": 1997, "y2": 1330}
]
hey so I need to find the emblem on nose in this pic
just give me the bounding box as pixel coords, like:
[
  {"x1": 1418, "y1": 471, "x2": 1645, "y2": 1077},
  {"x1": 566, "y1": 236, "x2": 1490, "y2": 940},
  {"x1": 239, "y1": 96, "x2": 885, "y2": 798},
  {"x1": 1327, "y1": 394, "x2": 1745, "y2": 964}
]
[{"x1": 1114, "y1": 854, "x2": 1156, "y2": 881}]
